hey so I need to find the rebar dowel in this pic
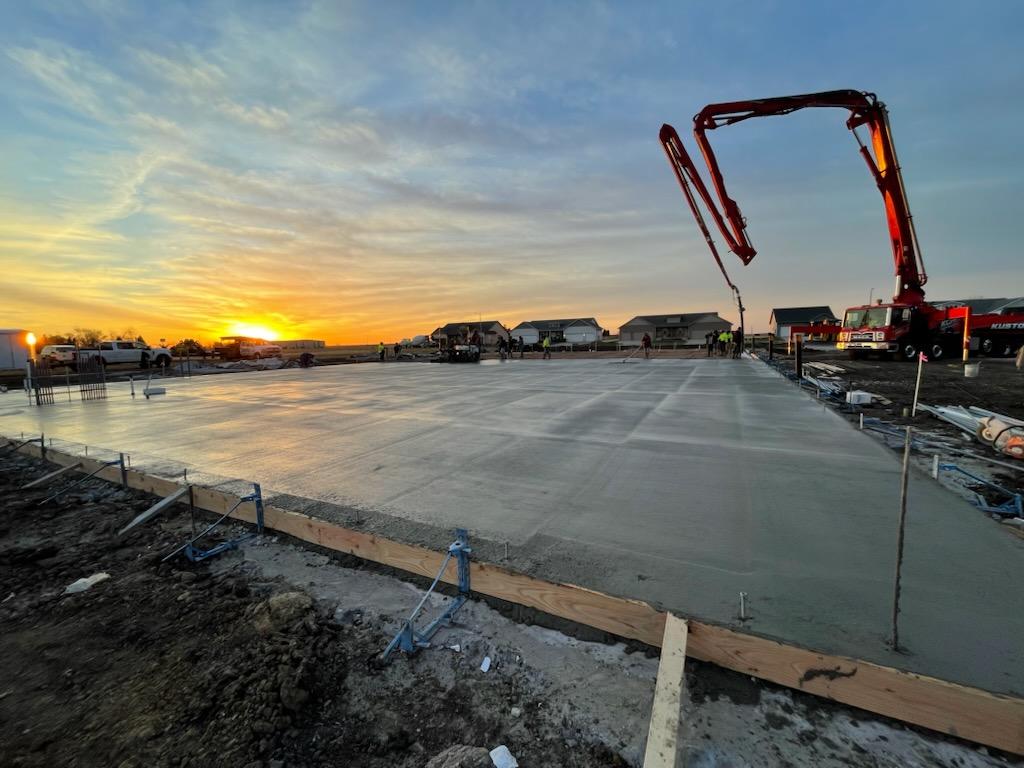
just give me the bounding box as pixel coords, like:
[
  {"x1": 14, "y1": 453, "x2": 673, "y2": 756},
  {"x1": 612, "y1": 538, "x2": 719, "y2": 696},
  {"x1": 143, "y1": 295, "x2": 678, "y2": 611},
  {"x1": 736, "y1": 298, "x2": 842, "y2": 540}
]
[{"x1": 891, "y1": 426, "x2": 912, "y2": 650}]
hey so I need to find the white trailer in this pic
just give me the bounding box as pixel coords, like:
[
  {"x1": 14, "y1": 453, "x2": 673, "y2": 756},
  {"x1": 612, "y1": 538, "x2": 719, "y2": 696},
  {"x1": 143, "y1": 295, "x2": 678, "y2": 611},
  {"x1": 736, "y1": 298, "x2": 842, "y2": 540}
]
[{"x1": 0, "y1": 329, "x2": 30, "y2": 370}]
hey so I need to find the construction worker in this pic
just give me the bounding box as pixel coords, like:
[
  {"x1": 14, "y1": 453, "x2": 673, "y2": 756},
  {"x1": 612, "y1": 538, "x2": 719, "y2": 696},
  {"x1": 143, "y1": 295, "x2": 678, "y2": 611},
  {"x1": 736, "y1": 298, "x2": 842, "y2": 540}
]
[
  {"x1": 377, "y1": 341, "x2": 385, "y2": 361},
  {"x1": 393, "y1": 342, "x2": 402, "y2": 359},
  {"x1": 732, "y1": 328, "x2": 744, "y2": 359},
  {"x1": 705, "y1": 330, "x2": 715, "y2": 357},
  {"x1": 519, "y1": 335, "x2": 525, "y2": 359},
  {"x1": 542, "y1": 335, "x2": 551, "y2": 359},
  {"x1": 725, "y1": 329, "x2": 735, "y2": 358},
  {"x1": 716, "y1": 329, "x2": 728, "y2": 357},
  {"x1": 641, "y1": 332, "x2": 652, "y2": 358}
]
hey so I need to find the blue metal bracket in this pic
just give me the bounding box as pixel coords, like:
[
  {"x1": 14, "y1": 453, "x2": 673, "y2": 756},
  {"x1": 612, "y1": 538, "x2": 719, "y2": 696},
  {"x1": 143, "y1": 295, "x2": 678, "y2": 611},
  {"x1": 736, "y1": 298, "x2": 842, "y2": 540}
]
[
  {"x1": 937, "y1": 464, "x2": 1023, "y2": 518},
  {"x1": 162, "y1": 483, "x2": 265, "y2": 562},
  {"x1": 381, "y1": 528, "x2": 471, "y2": 662}
]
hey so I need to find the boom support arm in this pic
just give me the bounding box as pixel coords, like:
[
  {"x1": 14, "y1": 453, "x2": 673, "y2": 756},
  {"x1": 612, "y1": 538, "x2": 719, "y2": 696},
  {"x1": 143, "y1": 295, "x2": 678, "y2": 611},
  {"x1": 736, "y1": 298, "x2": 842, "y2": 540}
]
[{"x1": 660, "y1": 89, "x2": 927, "y2": 304}]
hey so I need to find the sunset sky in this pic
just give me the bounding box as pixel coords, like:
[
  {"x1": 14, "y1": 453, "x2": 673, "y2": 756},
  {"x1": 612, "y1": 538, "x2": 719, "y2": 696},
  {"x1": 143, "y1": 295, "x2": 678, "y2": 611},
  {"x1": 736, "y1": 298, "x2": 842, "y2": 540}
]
[{"x1": 2, "y1": 1, "x2": 1022, "y2": 344}]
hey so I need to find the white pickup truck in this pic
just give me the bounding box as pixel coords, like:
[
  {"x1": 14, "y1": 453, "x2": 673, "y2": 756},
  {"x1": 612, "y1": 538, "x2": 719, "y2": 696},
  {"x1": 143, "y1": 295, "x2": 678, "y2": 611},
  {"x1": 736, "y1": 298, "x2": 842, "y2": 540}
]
[{"x1": 74, "y1": 340, "x2": 174, "y2": 369}]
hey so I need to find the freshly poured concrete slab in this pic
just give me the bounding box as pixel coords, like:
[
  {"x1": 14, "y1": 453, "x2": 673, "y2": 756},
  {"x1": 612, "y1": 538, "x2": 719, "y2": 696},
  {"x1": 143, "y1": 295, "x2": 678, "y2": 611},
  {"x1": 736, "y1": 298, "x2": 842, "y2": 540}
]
[{"x1": 2, "y1": 358, "x2": 1020, "y2": 695}]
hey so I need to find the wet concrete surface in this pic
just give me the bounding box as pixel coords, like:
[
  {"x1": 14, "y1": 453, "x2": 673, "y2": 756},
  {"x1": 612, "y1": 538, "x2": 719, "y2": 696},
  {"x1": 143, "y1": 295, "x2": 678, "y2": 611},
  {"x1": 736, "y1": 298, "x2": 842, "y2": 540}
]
[{"x1": 2, "y1": 358, "x2": 1021, "y2": 695}]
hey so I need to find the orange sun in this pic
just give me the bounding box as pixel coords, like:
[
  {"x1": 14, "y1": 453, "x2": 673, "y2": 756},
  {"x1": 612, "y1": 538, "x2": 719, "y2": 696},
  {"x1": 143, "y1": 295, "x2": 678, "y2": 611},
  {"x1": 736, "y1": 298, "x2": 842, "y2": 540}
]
[{"x1": 225, "y1": 322, "x2": 280, "y2": 341}]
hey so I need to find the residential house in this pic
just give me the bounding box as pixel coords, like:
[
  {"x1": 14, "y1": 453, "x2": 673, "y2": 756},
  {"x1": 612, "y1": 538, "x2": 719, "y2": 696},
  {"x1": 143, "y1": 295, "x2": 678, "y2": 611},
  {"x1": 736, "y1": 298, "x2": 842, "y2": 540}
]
[
  {"x1": 618, "y1": 313, "x2": 731, "y2": 346},
  {"x1": 431, "y1": 321, "x2": 509, "y2": 348},
  {"x1": 509, "y1": 318, "x2": 603, "y2": 346},
  {"x1": 930, "y1": 297, "x2": 1024, "y2": 315},
  {"x1": 769, "y1": 307, "x2": 840, "y2": 340},
  {"x1": 276, "y1": 339, "x2": 326, "y2": 350}
]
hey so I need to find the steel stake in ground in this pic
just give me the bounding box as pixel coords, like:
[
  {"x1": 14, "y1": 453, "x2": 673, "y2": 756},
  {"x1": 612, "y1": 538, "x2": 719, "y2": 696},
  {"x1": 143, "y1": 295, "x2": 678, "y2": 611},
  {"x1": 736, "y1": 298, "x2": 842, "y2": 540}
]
[{"x1": 891, "y1": 426, "x2": 912, "y2": 651}]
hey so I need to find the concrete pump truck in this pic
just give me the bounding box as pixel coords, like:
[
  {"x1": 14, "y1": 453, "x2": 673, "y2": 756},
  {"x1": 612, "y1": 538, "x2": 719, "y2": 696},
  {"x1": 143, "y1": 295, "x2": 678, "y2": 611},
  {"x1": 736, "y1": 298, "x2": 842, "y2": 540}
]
[{"x1": 659, "y1": 89, "x2": 1024, "y2": 361}]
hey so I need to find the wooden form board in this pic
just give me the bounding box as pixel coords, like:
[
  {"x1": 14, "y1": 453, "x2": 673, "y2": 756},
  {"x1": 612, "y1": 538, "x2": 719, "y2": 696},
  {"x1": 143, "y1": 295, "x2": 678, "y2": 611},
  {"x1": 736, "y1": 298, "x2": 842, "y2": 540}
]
[
  {"x1": 643, "y1": 613, "x2": 689, "y2": 768},
  {"x1": 10, "y1": 441, "x2": 1024, "y2": 756}
]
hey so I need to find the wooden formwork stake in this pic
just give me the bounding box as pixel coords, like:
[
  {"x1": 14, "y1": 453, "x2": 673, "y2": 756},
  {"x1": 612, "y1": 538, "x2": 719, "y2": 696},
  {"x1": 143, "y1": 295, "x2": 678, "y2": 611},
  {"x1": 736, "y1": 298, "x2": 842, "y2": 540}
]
[{"x1": 643, "y1": 614, "x2": 689, "y2": 768}]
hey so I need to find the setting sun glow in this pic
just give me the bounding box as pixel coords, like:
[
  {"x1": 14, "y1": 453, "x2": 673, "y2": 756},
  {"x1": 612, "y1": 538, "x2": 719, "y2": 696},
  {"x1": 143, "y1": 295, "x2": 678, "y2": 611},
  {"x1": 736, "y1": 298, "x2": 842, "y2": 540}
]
[{"x1": 225, "y1": 323, "x2": 281, "y2": 341}]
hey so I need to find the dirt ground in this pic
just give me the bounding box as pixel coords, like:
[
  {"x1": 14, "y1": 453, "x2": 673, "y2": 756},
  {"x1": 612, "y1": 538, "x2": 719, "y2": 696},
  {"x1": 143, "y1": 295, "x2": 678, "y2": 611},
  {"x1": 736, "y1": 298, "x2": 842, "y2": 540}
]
[
  {"x1": 0, "y1": 452, "x2": 622, "y2": 768},
  {"x1": 2, "y1": 449, "x2": 1020, "y2": 767},
  {"x1": 763, "y1": 347, "x2": 1024, "y2": 496}
]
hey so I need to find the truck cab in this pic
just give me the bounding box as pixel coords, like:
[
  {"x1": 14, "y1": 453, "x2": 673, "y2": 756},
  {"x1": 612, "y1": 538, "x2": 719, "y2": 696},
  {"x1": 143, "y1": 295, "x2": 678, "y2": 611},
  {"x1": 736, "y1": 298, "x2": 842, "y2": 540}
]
[
  {"x1": 837, "y1": 303, "x2": 938, "y2": 360},
  {"x1": 75, "y1": 340, "x2": 173, "y2": 369}
]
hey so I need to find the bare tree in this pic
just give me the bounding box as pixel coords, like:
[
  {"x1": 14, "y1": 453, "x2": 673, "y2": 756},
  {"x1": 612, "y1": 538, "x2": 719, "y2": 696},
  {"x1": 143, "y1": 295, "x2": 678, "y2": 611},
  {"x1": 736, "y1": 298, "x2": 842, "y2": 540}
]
[{"x1": 73, "y1": 328, "x2": 103, "y2": 347}]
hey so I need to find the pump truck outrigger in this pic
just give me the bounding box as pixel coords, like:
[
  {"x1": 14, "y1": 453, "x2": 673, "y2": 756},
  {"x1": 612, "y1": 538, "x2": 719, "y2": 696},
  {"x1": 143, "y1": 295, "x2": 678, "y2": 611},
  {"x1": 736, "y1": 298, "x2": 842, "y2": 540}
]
[{"x1": 659, "y1": 89, "x2": 1024, "y2": 361}]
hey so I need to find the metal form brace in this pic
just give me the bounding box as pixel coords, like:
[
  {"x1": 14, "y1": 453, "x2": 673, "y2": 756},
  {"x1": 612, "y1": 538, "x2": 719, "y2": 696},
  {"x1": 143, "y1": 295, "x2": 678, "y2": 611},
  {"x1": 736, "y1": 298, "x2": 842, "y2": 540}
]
[
  {"x1": 38, "y1": 455, "x2": 126, "y2": 506},
  {"x1": 162, "y1": 483, "x2": 265, "y2": 562},
  {"x1": 381, "y1": 528, "x2": 472, "y2": 662},
  {"x1": 2, "y1": 435, "x2": 43, "y2": 457},
  {"x1": 937, "y1": 464, "x2": 1023, "y2": 518}
]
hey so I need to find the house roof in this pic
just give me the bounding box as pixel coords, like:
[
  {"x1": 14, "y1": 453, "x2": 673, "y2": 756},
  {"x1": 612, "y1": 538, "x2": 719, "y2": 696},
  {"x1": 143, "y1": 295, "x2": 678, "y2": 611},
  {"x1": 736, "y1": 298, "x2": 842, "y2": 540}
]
[
  {"x1": 931, "y1": 297, "x2": 1024, "y2": 315},
  {"x1": 769, "y1": 306, "x2": 838, "y2": 325},
  {"x1": 433, "y1": 321, "x2": 504, "y2": 336},
  {"x1": 511, "y1": 318, "x2": 601, "y2": 332},
  {"x1": 621, "y1": 312, "x2": 726, "y2": 327}
]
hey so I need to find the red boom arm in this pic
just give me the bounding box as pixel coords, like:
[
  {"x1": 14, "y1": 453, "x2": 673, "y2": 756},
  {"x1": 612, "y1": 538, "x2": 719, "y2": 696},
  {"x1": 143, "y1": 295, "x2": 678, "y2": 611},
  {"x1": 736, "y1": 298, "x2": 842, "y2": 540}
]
[{"x1": 660, "y1": 89, "x2": 927, "y2": 304}]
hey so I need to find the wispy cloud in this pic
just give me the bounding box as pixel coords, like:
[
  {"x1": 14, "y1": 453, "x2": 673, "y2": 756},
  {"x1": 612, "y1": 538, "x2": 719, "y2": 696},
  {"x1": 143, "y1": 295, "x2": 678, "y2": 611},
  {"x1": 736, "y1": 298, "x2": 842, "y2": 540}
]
[{"x1": 1, "y1": 1, "x2": 1022, "y2": 342}]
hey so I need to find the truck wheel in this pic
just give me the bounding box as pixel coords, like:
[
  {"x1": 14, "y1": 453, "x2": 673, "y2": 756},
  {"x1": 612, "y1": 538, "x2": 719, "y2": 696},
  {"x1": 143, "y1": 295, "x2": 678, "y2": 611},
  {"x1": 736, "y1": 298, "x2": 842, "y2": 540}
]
[
  {"x1": 928, "y1": 342, "x2": 945, "y2": 361},
  {"x1": 898, "y1": 341, "x2": 918, "y2": 361},
  {"x1": 980, "y1": 337, "x2": 994, "y2": 356}
]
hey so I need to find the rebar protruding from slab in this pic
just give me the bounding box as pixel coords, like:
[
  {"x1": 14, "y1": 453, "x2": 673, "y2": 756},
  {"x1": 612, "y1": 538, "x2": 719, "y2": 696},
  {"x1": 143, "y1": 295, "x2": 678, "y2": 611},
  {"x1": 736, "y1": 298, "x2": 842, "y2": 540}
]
[{"x1": 739, "y1": 591, "x2": 748, "y2": 621}]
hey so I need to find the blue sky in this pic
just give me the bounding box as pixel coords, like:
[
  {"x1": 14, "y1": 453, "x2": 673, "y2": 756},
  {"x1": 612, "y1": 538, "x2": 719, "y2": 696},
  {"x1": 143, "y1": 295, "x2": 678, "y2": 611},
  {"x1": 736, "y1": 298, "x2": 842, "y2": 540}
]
[{"x1": 2, "y1": 0, "x2": 1022, "y2": 341}]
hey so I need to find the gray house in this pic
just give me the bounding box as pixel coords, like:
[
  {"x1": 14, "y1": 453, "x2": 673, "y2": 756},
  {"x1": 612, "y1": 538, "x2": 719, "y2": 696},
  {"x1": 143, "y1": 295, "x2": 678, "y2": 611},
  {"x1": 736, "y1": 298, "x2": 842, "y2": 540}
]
[
  {"x1": 509, "y1": 318, "x2": 602, "y2": 345},
  {"x1": 619, "y1": 313, "x2": 731, "y2": 347},
  {"x1": 930, "y1": 297, "x2": 1024, "y2": 315},
  {"x1": 431, "y1": 321, "x2": 509, "y2": 347},
  {"x1": 769, "y1": 306, "x2": 839, "y2": 340}
]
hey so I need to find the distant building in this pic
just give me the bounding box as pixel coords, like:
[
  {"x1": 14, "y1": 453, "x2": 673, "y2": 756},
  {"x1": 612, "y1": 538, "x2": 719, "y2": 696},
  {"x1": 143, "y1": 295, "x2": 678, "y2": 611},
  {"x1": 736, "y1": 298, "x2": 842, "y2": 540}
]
[
  {"x1": 431, "y1": 321, "x2": 509, "y2": 348},
  {"x1": 509, "y1": 318, "x2": 602, "y2": 346},
  {"x1": 930, "y1": 297, "x2": 1024, "y2": 315},
  {"x1": 618, "y1": 313, "x2": 731, "y2": 347},
  {"x1": 769, "y1": 307, "x2": 839, "y2": 340},
  {"x1": 276, "y1": 339, "x2": 326, "y2": 350},
  {"x1": 0, "y1": 329, "x2": 30, "y2": 370}
]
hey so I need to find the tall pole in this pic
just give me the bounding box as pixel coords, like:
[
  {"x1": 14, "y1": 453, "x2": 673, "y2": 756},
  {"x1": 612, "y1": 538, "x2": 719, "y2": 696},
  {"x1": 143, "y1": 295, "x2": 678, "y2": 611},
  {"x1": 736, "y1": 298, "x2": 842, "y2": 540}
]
[
  {"x1": 961, "y1": 306, "x2": 971, "y2": 364},
  {"x1": 891, "y1": 426, "x2": 912, "y2": 651},
  {"x1": 911, "y1": 352, "x2": 925, "y2": 417}
]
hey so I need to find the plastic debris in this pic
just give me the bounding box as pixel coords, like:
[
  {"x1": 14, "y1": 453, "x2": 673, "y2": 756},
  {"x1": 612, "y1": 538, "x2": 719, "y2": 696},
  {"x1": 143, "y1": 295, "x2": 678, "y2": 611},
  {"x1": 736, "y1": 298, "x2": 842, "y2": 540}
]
[
  {"x1": 489, "y1": 745, "x2": 519, "y2": 768},
  {"x1": 480, "y1": 656, "x2": 491, "y2": 672},
  {"x1": 64, "y1": 572, "x2": 110, "y2": 594}
]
